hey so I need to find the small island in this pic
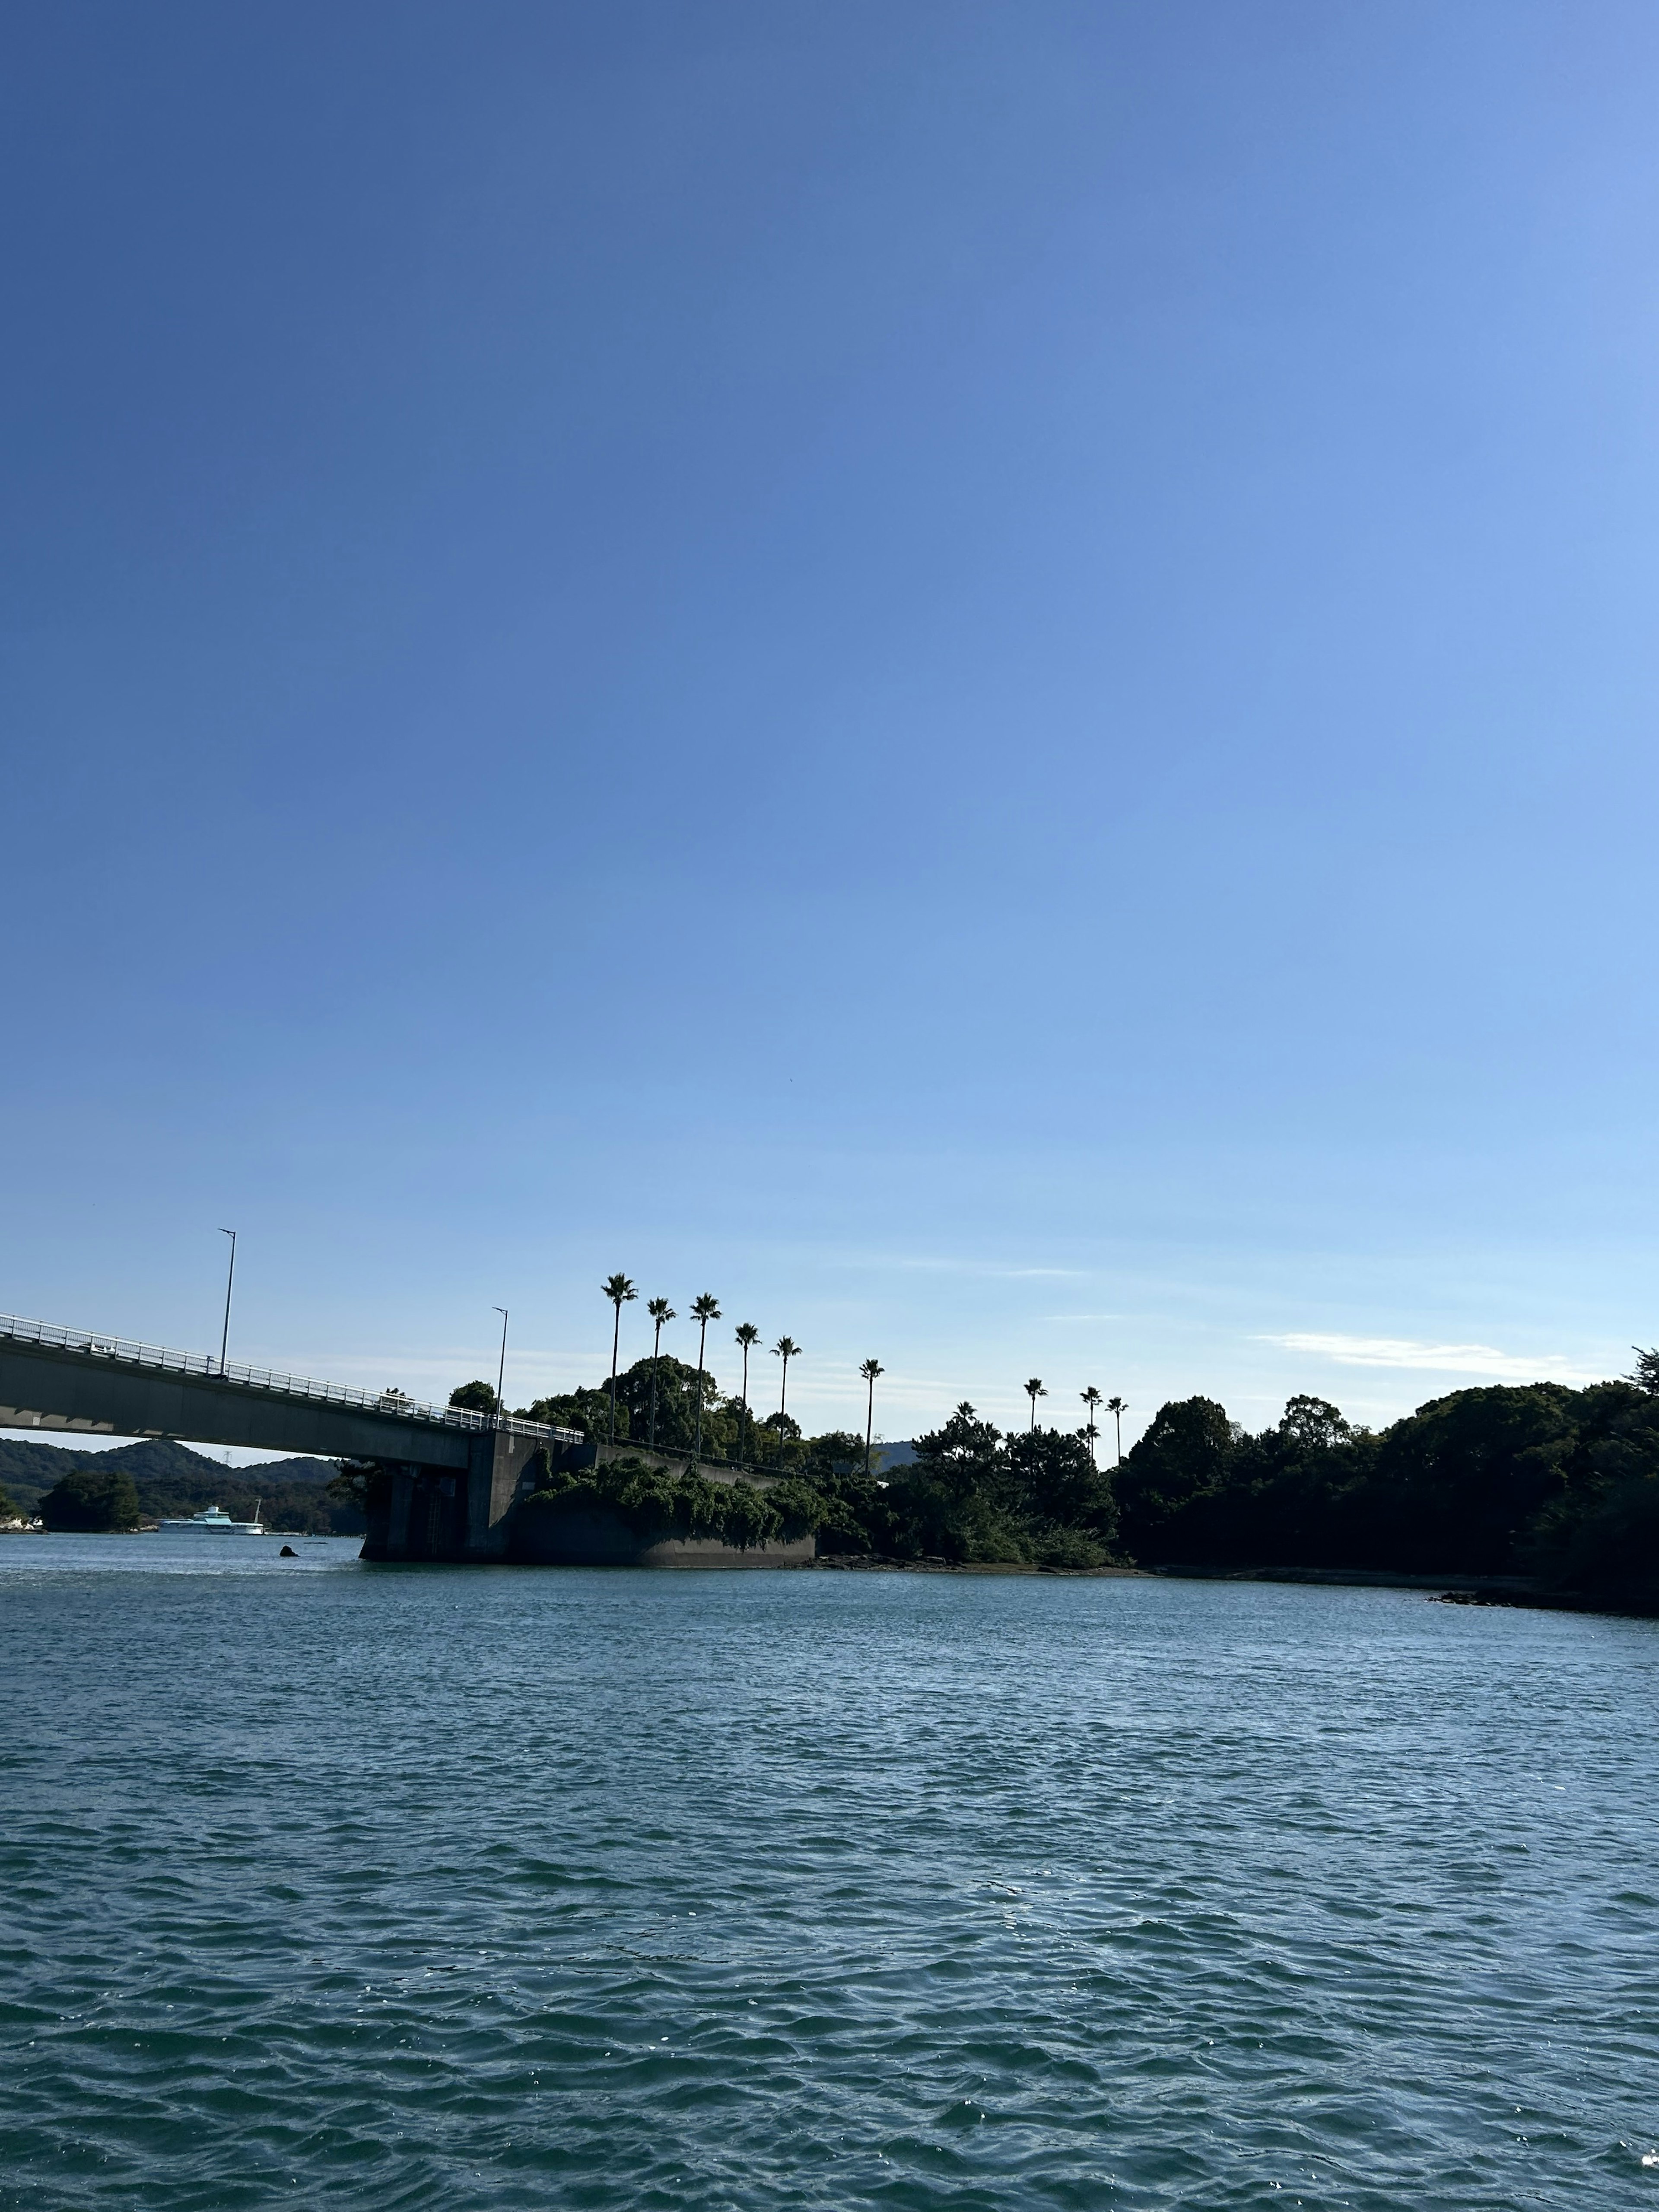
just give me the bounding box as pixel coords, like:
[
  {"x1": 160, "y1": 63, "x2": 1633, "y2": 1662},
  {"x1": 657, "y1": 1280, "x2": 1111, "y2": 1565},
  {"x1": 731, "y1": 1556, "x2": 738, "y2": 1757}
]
[{"x1": 336, "y1": 1343, "x2": 1659, "y2": 1609}]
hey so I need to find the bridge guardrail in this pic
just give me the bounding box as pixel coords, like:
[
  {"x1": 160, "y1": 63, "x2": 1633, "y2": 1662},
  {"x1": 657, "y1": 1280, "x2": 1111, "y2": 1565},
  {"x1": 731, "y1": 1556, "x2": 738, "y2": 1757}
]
[{"x1": 0, "y1": 1313, "x2": 580, "y2": 1446}]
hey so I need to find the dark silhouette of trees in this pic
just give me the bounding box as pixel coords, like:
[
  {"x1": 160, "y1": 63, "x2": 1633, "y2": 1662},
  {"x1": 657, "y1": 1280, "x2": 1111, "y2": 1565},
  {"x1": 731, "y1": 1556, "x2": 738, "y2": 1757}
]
[
  {"x1": 40, "y1": 1464, "x2": 141, "y2": 1532},
  {"x1": 1108, "y1": 1378, "x2": 1659, "y2": 1604},
  {"x1": 1080, "y1": 1385, "x2": 1103, "y2": 1462},
  {"x1": 501, "y1": 1344, "x2": 1659, "y2": 1602},
  {"x1": 1114, "y1": 1396, "x2": 1236, "y2": 1559},
  {"x1": 1024, "y1": 1378, "x2": 1046, "y2": 1431}
]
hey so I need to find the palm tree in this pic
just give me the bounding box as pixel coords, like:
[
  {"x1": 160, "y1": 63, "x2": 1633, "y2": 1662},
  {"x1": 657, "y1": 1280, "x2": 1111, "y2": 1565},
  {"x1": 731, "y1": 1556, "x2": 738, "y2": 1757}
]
[
  {"x1": 1080, "y1": 1385, "x2": 1103, "y2": 1465},
  {"x1": 734, "y1": 1322, "x2": 761, "y2": 1465},
  {"x1": 689, "y1": 1293, "x2": 721, "y2": 1463},
  {"x1": 1106, "y1": 1395, "x2": 1127, "y2": 1464},
  {"x1": 603, "y1": 1273, "x2": 637, "y2": 1442},
  {"x1": 1024, "y1": 1377, "x2": 1047, "y2": 1432},
  {"x1": 772, "y1": 1336, "x2": 802, "y2": 1434},
  {"x1": 859, "y1": 1357, "x2": 884, "y2": 1477},
  {"x1": 645, "y1": 1297, "x2": 675, "y2": 1449}
]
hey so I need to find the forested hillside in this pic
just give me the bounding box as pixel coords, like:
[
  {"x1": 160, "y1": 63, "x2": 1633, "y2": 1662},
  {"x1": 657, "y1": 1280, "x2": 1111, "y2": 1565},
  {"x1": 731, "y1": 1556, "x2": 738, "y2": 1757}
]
[
  {"x1": 1113, "y1": 1367, "x2": 1659, "y2": 1605},
  {"x1": 508, "y1": 1348, "x2": 1659, "y2": 1603},
  {"x1": 1, "y1": 1438, "x2": 362, "y2": 1533}
]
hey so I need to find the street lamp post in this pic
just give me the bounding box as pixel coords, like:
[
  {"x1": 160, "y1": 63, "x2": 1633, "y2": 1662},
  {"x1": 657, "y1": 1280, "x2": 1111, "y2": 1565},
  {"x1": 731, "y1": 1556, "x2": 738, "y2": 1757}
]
[
  {"x1": 494, "y1": 1306, "x2": 509, "y2": 1418},
  {"x1": 217, "y1": 1230, "x2": 237, "y2": 1376}
]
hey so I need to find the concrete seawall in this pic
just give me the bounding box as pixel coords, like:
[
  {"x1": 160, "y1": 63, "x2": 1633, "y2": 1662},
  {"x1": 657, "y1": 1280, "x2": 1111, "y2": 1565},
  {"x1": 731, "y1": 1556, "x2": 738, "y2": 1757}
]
[
  {"x1": 510, "y1": 1502, "x2": 814, "y2": 1568},
  {"x1": 364, "y1": 1438, "x2": 816, "y2": 1567}
]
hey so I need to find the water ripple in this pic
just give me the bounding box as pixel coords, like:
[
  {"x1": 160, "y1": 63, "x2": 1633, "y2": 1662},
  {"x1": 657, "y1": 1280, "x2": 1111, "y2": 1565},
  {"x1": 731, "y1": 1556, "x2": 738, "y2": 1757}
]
[{"x1": 1, "y1": 1537, "x2": 1656, "y2": 2207}]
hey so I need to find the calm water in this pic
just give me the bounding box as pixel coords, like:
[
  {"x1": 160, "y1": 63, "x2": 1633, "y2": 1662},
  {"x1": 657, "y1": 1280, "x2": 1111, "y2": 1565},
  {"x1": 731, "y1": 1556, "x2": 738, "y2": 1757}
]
[{"x1": 2, "y1": 1538, "x2": 1656, "y2": 2210}]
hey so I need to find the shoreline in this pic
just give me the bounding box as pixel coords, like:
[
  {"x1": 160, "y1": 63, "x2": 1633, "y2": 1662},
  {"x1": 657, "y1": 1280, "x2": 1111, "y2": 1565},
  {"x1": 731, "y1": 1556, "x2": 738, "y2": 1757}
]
[
  {"x1": 808, "y1": 1554, "x2": 1145, "y2": 1578},
  {"x1": 809, "y1": 1553, "x2": 1657, "y2": 1618}
]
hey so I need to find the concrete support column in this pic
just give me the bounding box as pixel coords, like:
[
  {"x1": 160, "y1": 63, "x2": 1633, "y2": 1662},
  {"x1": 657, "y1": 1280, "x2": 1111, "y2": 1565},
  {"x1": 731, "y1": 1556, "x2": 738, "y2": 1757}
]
[{"x1": 463, "y1": 1428, "x2": 545, "y2": 1560}]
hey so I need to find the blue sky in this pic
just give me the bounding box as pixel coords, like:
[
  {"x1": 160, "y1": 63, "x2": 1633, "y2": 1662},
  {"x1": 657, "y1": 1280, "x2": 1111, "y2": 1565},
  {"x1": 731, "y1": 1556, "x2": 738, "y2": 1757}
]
[{"x1": 4, "y1": 0, "x2": 1656, "y2": 1453}]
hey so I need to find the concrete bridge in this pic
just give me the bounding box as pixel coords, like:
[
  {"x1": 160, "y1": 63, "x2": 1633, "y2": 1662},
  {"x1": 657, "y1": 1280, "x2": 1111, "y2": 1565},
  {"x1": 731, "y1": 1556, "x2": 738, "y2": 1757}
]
[{"x1": 0, "y1": 1313, "x2": 811, "y2": 1567}]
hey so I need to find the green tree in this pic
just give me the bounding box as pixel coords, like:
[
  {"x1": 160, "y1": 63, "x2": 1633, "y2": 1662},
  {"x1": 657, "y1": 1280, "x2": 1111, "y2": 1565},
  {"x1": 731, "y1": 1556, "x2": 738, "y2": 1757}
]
[
  {"x1": 1115, "y1": 1396, "x2": 1236, "y2": 1559},
  {"x1": 607, "y1": 1355, "x2": 721, "y2": 1456},
  {"x1": 1105, "y1": 1395, "x2": 1127, "y2": 1464},
  {"x1": 0, "y1": 1481, "x2": 22, "y2": 1522},
  {"x1": 1278, "y1": 1395, "x2": 1352, "y2": 1452},
  {"x1": 1006, "y1": 1426, "x2": 1120, "y2": 1562},
  {"x1": 689, "y1": 1293, "x2": 721, "y2": 1463},
  {"x1": 645, "y1": 1296, "x2": 675, "y2": 1448},
  {"x1": 890, "y1": 1402, "x2": 1023, "y2": 1560},
  {"x1": 327, "y1": 1459, "x2": 392, "y2": 1524},
  {"x1": 859, "y1": 1357, "x2": 884, "y2": 1476},
  {"x1": 40, "y1": 1464, "x2": 141, "y2": 1532},
  {"x1": 1366, "y1": 1384, "x2": 1577, "y2": 1574},
  {"x1": 772, "y1": 1336, "x2": 802, "y2": 1429},
  {"x1": 1023, "y1": 1377, "x2": 1047, "y2": 1431},
  {"x1": 734, "y1": 1322, "x2": 761, "y2": 1463},
  {"x1": 602, "y1": 1273, "x2": 638, "y2": 1441},
  {"x1": 1080, "y1": 1385, "x2": 1103, "y2": 1463},
  {"x1": 449, "y1": 1379, "x2": 498, "y2": 1414}
]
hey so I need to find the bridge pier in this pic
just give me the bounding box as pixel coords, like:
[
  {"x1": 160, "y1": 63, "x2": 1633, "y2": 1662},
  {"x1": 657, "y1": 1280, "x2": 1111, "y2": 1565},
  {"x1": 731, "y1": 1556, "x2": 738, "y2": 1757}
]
[{"x1": 367, "y1": 1428, "x2": 547, "y2": 1563}]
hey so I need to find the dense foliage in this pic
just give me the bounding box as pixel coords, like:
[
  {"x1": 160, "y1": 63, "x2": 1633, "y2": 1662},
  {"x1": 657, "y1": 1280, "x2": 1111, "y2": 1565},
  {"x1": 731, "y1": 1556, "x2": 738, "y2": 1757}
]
[
  {"x1": 505, "y1": 1347, "x2": 1659, "y2": 1601},
  {"x1": 520, "y1": 1354, "x2": 807, "y2": 1465},
  {"x1": 516, "y1": 1451, "x2": 823, "y2": 1551},
  {"x1": 814, "y1": 1404, "x2": 1122, "y2": 1567},
  {"x1": 39, "y1": 1464, "x2": 142, "y2": 1532},
  {"x1": 1116, "y1": 1369, "x2": 1659, "y2": 1605}
]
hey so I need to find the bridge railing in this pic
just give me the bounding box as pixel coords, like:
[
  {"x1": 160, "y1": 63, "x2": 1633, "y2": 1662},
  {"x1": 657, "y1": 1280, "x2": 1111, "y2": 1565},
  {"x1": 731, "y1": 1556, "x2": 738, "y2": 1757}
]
[{"x1": 0, "y1": 1313, "x2": 578, "y2": 1445}]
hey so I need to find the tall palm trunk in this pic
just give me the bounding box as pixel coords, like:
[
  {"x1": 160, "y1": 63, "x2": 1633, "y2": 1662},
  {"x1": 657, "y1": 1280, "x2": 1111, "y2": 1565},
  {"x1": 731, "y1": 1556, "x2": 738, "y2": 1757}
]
[
  {"x1": 602, "y1": 1274, "x2": 637, "y2": 1443},
  {"x1": 693, "y1": 1321, "x2": 707, "y2": 1459},
  {"x1": 649, "y1": 1316, "x2": 663, "y2": 1446},
  {"x1": 769, "y1": 1337, "x2": 801, "y2": 1462},
  {"x1": 733, "y1": 1323, "x2": 760, "y2": 1466},
  {"x1": 645, "y1": 1297, "x2": 674, "y2": 1450},
  {"x1": 859, "y1": 1357, "x2": 884, "y2": 1477},
  {"x1": 610, "y1": 1304, "x2": 623, "y2": 1441},
  {"x1": 689, "y1": 1294, "x2": 721, "y2": 1467}
]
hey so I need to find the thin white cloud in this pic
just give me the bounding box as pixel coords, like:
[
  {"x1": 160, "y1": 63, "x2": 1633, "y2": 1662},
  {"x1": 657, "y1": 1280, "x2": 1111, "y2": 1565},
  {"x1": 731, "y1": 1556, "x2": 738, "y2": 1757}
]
[
  {"x1": 1260, "y1": 1333, "x2": 1608, "y2": 1384},
  {"x1": 838, "y1": 1257, "x2": 1085, "y2": 1280}
]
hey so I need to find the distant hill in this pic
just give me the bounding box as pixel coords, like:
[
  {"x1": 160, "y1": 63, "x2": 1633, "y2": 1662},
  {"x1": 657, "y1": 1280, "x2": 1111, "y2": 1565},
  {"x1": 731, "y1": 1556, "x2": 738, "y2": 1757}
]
[
  {"x1": 872, "y1": 1441, "x2": 916, "y2": 1471},
  {"x1": 0, "y1": 1437, "x2": 354, "y2": 1531}
]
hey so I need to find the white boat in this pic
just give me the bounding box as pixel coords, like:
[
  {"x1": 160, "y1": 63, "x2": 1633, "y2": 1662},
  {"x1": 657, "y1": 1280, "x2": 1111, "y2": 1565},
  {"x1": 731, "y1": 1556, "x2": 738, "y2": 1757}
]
[{"x1": 158, "y1": 1500, "x2": 265, "y2": 1535}]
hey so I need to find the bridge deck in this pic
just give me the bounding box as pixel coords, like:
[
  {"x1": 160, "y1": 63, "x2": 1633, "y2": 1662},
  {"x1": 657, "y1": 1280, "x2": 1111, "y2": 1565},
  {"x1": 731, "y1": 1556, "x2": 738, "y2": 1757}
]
[{"x1": 0, "y1": 1313, "x2": 576, "y2": 1467}]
